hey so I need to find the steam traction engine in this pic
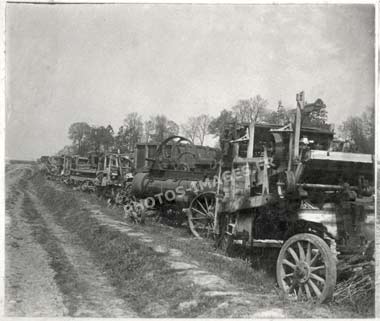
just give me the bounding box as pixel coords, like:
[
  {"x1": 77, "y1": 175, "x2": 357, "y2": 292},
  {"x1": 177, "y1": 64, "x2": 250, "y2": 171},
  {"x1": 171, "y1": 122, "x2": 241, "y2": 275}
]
[
  {"x1": 207, "y1": 92, "x2": 374, "y2": 303},
  {"x1": 131, "y1": 136, "x2": 219, "y2": 224}
]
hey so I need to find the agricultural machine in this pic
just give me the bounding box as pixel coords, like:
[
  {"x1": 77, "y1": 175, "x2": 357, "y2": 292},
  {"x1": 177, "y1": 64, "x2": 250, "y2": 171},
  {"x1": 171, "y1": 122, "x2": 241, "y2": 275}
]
[
  {"x1": 43, "y1": 155, "x2": 64, "y2": 180},
  {"x1": 209, "y1": 92, "x2": 374, "y2": 302},
  {"x1": 95, "y1": 152, "x2": 134, "y2": 203},
  {"x1": 60, "y1": 154, "x2": 97, "y2": 191}
]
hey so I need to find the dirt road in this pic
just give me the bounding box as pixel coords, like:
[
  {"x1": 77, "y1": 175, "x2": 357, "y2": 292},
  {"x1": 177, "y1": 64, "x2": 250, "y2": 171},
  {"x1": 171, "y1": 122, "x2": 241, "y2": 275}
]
[
  {"x1": 4, "y1": 163, "x2": 369, "y2": 317},
  {"x1": 5, "y1": 164, "x2": 136, "y2": 317}
]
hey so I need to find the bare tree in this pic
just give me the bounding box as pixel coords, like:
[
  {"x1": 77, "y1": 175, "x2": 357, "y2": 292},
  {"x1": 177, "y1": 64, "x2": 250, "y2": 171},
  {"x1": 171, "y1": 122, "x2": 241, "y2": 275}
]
[
  {"x1": 123, "y1": 112, "x2": 144, "y2": 151},
  {"x1": 114, "y1": 126, "x2": 128, "y2": 153},
  {"x1": 195, "y1": 114, "x2": 211, "y2": 146},
  {"x1": 232, "y1": 95, "x2": 268, "y2": 123},
  {"x1": 181, "y1": 114, "x2": 211, "y2": 145},
  {"x1": 143, "y1": 119, "x2": 155, "y2": 143},
  {"x1": 181, "y1": 117, "x2": 198, "y2": 143},
  {"x1": 264, "y1": 101, "x2": 292, "y2": 125}
]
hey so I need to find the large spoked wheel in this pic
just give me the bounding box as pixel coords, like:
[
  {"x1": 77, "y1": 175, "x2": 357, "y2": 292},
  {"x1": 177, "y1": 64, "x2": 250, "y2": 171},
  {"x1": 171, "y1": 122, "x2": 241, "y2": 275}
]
[
  {"x1": 276, "y1": 233, "x2": 336, "y2": 303},
  {"x1": 188, "y1": 192, "x2": 216, "y2": 239}
]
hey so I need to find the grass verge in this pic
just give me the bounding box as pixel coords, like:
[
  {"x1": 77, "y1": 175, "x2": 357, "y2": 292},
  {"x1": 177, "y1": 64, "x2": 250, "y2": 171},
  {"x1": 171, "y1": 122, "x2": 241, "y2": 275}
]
[{"x1": 31, "y1": 173, "x2": 220, "y2": 317}]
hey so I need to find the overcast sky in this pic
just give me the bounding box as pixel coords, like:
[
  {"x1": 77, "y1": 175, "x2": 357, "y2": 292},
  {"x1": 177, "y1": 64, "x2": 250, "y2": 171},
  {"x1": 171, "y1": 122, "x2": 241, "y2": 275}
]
[{"x1": 5, "y1": 3, "x2": 375, "y2": 160}]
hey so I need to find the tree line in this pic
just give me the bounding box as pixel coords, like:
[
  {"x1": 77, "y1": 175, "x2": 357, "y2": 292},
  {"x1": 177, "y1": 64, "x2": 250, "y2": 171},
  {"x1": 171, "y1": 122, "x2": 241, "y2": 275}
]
[{"x1": 59, "y1": 94, "x2": 374, "y2": 156}]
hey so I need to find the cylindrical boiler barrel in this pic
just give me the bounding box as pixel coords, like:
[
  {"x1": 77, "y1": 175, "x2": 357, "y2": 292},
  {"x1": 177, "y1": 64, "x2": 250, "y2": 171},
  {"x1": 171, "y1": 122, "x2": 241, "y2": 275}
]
[{"x1": 131, "y1": 172, "x2": 202, "y2": 205}]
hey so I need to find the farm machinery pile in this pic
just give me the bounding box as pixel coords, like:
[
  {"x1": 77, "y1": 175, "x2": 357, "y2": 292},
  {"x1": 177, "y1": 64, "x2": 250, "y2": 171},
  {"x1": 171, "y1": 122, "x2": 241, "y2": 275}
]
[
  {"x1": 43, "y1": 152, "x2": 134, "y2": 198},
  {"x1": 39, "y1": 91, "x2": 374, "y2": 304},
  {"x1": 64, "y1": 154, "x2": 98, "y2": 190}
]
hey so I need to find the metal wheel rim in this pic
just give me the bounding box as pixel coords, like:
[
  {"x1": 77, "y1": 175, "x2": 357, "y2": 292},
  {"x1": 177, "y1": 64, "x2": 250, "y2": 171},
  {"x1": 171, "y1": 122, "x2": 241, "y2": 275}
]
[
  {"x1": 188, "y1": 192, "x2": 216, "y2": 239},
  {"x1": 278, "y1": 235, "x2": 333, "y2": 302}
]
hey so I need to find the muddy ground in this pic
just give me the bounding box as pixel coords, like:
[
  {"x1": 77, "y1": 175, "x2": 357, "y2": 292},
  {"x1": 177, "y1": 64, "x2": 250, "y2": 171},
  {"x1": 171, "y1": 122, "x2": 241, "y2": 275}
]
[{"x1": 4, "y1": 163, "x2": 375, "y2": 317}]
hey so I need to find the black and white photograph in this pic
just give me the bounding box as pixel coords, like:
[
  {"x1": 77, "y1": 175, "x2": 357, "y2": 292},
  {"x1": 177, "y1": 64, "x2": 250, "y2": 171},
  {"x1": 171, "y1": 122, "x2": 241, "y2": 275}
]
[{"x1": 3, "y1": 1, "x2": 377, "y2": 318}]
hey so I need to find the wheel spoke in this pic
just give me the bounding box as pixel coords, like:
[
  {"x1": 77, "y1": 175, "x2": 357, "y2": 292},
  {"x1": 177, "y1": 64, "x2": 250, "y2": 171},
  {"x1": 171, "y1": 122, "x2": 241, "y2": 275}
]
[
  {"x1": 192, "y1": 207, "x2": 208, "y2": 217},
  {"x1": 284, "y1": 272, "x2": 294, "y2": 278},
  {"x1": 204, "y1": 197, "x2": 209, "y2": 211},
  {"x1": 297, "y1": 242, "x2": 306, "y2": 261},
  {"x1": 310, "y1": 273, "x2": 326, "y2": 284},
  {"x1": 310, "y1": 250, "x2": 320, "y2": 266},
  {"x1": 306, "y1": 242, "x2": 311, "y2": 263},
  {"x1": 310, "y1": 265, "x2": 325, "y2": 272},
  {"x1": 196, "y1": 199, "x2": 208, "y2": 214},
  {"x1": 304, "y1": 283, "x2": 312, "y2": 299},
  {"x1": 205, "y1": 211, "x2": 214, "y2": 219},
  {"x1": 308, "y1": 279, "x2": 322, "y2": 297},
  {"x1": 191, "y1": 216, "x2": 211, "y2": 221},
  {"x1": 283, "y1": 259, "x2": 296, "y2": 270},
  {"x1": 287, "y1": 247, "x2": 299, "y2": 264}
]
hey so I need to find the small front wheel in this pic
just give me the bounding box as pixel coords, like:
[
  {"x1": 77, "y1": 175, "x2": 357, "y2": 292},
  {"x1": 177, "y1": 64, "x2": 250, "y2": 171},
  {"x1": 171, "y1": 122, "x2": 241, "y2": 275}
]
[{"x1": 276, "y1": 233, "x2": 336, "y2": 303}]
